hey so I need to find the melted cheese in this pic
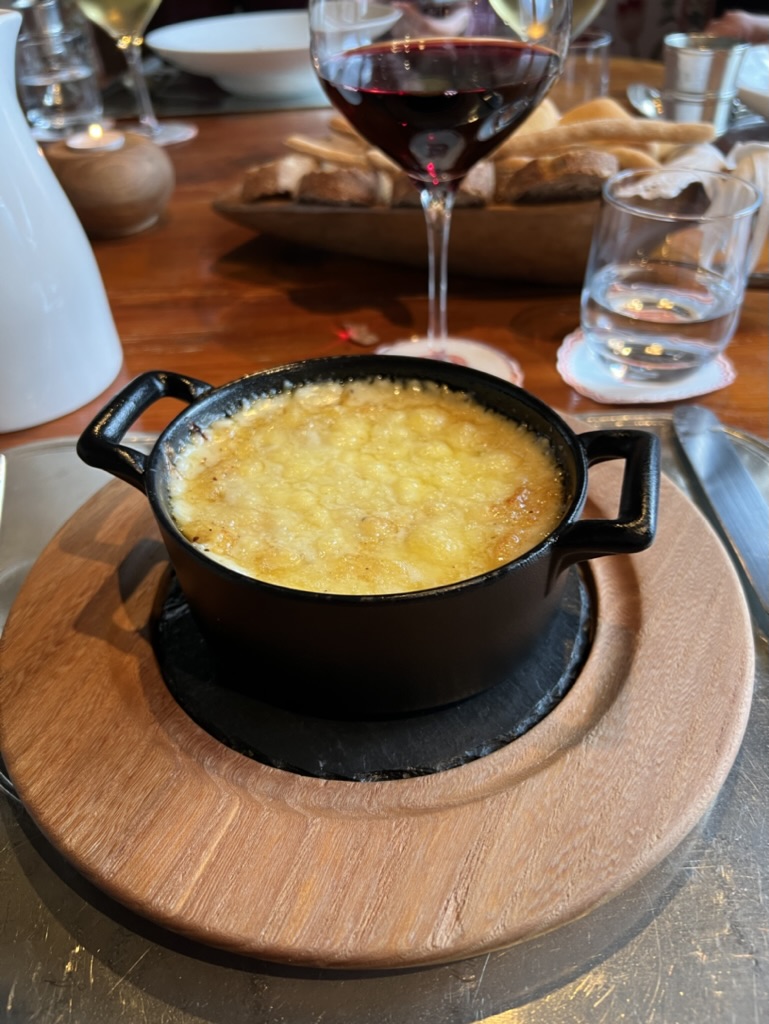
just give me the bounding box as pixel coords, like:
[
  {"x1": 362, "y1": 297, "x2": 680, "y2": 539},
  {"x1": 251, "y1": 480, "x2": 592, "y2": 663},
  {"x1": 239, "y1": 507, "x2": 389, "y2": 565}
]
[{"x1": 168, "y1": 378, "x2": 565, "y2": 595}]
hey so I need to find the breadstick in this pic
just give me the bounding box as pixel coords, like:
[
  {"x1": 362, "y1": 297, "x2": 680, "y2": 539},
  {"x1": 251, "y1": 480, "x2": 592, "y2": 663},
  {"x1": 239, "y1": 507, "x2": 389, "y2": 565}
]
[
  {"x1": 285, "y1": 134, "x2": 369, "y2": 168},
  {"x1": 494, "y1": 119, "x2": 715, "y2": 160},
  {"x1": 328, "y1": 114, "x2": 361, "y2": 138}
]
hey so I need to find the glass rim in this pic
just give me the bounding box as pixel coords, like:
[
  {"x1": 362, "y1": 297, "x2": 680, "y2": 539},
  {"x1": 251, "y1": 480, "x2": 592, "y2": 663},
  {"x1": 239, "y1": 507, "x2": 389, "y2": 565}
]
[
  {"x1": 663, "y1": 31, "x2": 750, "y2": 54},
  {"x1": 569, "y1": 28, "x2": 612, "y2": 51},
  {"x1": 601, "y1": 167, "x2": 761, "y2": 222}
]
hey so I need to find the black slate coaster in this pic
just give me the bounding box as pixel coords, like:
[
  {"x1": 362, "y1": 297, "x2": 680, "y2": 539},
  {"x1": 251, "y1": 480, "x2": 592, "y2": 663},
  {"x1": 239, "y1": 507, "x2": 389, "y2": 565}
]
[{"x1": 153, "y1": 568, "x2": 593, "y2": 781}]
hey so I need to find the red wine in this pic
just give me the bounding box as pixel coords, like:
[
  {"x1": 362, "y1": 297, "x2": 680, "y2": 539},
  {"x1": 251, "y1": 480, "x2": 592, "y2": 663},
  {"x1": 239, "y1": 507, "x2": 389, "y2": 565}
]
[{"x1": 318, "y1": 38, "x2": 559, "y2": 187}]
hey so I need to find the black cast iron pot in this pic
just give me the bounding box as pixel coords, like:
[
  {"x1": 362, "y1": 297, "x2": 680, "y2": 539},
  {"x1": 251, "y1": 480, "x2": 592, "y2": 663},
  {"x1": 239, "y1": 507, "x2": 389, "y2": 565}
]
[{"x1": 77, "y1": 357, "x2": 659, "y2": 717}]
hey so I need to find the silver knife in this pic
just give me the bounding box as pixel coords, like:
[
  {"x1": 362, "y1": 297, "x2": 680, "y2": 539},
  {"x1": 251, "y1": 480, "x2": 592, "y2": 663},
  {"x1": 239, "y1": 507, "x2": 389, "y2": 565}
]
[{"x1": 672, "y1": 405, "x2": 769, "y2": 616}]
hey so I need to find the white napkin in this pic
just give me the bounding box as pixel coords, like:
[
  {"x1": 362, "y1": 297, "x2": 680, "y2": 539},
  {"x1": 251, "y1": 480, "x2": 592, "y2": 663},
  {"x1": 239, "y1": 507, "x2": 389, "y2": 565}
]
[
  {"x1": 667, "y1": 141, "x2": 769, "y2": 274},
  {"x1": 615, "y1": 142, "x2": 769, "y2": 274}
]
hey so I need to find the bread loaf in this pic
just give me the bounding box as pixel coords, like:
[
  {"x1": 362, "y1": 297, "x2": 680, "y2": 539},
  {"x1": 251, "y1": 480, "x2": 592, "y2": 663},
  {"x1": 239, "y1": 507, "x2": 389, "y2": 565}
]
[
  {"x1": 297, "y1": 167, "x2": 380, "y2": 206},
  {"x1": 497, "y1": 150, "x2": 619, "y2": 202},
  {"x1": 242, "y1": 154, "x2": 317, "y2": 201}
]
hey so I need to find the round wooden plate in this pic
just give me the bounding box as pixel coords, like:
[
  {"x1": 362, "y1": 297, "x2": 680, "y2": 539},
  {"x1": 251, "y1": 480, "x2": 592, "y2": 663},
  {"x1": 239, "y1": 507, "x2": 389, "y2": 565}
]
[{"x1": 0, "y1": 462, "x2": 754, "y2": 970}]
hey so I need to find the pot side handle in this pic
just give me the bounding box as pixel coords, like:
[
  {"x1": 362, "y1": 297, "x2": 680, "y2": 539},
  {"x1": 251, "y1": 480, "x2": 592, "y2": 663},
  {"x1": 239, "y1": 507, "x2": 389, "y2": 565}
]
[
  {"x1": 76, "y1": 370, "x2": 213, "y2": 491},
  {"x1": 552, "y1": 429, "x2": 660, "y2": 577}
]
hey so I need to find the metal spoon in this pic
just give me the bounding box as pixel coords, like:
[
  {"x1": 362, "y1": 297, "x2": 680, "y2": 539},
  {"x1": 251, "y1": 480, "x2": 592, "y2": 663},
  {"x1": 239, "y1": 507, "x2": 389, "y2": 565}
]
[{"x1": 626, "y1": 82, "x2": 664, "y2": 119}]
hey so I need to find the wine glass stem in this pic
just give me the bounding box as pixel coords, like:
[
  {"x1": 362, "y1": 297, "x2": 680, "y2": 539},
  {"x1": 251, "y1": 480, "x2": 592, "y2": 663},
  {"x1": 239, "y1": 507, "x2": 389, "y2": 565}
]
[
  {"x1": 420, "y1": 185, "x2": 457, "y2": 342},
  {"x1": 122, "y1": 40, "x2": 160, "y2": 135}
]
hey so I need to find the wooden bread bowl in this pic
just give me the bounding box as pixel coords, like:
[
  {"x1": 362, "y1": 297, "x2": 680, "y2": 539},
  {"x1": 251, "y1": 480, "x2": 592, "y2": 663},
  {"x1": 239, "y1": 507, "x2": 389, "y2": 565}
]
[{"x1": 213, "y1": 188, "x2": 600, "y2": 285}]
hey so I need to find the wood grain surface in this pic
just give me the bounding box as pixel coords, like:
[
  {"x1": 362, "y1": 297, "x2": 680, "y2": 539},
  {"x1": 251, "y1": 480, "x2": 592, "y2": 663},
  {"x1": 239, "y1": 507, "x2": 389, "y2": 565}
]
[
  {"x1": 0, "y1": 59, "x2": 766, "y2": 451},
  {"x1": 0, "y1": 447, "x2": 754, "y2": 968}
]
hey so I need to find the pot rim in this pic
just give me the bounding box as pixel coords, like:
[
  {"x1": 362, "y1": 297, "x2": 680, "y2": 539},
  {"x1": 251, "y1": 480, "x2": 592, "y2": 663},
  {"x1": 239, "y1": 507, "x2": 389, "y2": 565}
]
[{"x1": 144, "y1": 355, "x2": 589, "y2": 604}]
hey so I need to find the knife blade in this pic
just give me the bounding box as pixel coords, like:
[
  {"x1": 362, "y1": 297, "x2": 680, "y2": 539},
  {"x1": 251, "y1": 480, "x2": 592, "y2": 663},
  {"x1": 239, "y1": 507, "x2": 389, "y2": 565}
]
[{"x1": 672, "y1": 405, "x2": 768, "y2": 615}]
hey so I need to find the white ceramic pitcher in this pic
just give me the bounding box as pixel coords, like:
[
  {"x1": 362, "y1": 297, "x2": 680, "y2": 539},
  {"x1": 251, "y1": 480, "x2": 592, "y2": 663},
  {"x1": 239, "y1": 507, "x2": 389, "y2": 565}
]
[{"x1": 0, "y1": 9, "x2": 123, "y2": 433}]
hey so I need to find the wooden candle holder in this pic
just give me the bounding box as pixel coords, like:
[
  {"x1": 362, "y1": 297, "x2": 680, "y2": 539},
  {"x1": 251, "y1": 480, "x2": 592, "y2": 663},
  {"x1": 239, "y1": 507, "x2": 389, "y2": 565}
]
[{"x1": 46, "y1": 131, "x2": 175, "y2": 239}]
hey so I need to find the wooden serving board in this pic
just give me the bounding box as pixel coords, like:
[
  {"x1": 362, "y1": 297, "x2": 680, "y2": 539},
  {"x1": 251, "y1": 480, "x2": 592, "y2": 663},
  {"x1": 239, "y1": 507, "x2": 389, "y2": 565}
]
[{"x1": 0, "y1": 463, "x2": 754, "y2": 969}]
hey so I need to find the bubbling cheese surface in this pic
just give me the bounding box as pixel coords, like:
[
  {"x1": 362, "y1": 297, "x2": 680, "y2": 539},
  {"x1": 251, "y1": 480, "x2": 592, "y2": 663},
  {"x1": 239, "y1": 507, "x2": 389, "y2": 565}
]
[{"x1": 168, "y1": 378, "x2": 565, "y2": 595}]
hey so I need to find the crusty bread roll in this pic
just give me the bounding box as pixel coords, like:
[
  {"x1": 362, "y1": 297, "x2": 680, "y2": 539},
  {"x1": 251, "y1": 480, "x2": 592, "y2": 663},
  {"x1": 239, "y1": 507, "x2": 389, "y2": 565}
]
[
  {"x1": 242, "y1": 154, "x2": 317, "y2": 201},
  {"x1": 297, "y1": 167, "x2": 380, "y2": 206},
  {"x1": 458, "y1": 160, "x2": 496, "y2": 205},
  {"x1": 497, "y1": 149, "x2": 619, "y2": 203},
  {"x1": 493, "y1": 156, "x2": 532, "y2": 203}
]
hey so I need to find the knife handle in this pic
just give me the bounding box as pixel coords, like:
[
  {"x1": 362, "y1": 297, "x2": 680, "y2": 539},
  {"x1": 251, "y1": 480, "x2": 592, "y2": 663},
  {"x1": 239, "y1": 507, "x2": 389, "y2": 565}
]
[{"x1": 552, "y1": 430, "x2": 660, "y2": 576}]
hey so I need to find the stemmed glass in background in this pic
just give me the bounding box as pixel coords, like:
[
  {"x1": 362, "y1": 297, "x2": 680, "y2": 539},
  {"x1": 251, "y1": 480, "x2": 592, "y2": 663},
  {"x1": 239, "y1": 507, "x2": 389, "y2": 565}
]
[
  {"x1": 570, "y1": 0, "x2": 608, "y2": 37},
  {"x1": 74, "y1": 0, "x2": 197, "y2": 145},
  {"x1": 309, "y1": 0, "x2": 572, "y2": 360}
]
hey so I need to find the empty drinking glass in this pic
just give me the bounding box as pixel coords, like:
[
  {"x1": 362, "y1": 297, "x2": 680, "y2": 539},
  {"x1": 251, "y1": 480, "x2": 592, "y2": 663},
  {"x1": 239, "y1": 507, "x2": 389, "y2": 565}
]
[
  {"x1": 15, "y1": 0, "x2": 104, "y2": 140},
  {"x1": 550, "y1": 28, "x2": 611, "y2": 112}
]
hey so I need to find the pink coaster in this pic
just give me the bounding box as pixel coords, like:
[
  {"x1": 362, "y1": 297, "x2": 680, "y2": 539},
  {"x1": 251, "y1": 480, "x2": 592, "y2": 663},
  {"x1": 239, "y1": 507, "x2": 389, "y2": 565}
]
[
  {"x1": 557, "y1": 330, "x2": 737, "y2": 405},
  {"x1": 376, "y1": 338, "x2": 524, "y2": 386}
]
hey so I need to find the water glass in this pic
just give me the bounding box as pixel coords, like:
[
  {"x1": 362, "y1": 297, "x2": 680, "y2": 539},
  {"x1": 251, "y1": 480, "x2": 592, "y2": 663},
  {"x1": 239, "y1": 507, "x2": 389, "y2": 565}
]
[
  {"x1": 15, "y1": 4, "x2": 103, "y2": 140},
  {"x1": 550, "y1": 29, "x2": 611, "y2": 112},
  {"x1": 580, "y1": 167, "x2": 760, "y2": 381},
  {"x1": 662, "y1": 33, "x2": 749, "y2": 137}
]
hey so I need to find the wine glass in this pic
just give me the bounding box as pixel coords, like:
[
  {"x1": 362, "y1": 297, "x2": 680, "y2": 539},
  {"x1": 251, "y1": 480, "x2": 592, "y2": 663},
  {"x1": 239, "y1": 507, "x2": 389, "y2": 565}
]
[
  {"x1": 74, "y1": 0, "x2": 197, "y2": 146},
  {"x1": 570, "y1": 0, "x2": 608, "y2": 38},
  {"x1": 309, "y1": 0, "x2": 572, "y2": 363}
]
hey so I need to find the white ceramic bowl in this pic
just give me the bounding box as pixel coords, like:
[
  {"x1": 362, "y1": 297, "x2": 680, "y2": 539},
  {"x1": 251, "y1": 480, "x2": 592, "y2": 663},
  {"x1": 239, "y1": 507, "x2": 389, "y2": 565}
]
[{"x1": 145, "y1": 10, "x2": 322, "y2": 101}]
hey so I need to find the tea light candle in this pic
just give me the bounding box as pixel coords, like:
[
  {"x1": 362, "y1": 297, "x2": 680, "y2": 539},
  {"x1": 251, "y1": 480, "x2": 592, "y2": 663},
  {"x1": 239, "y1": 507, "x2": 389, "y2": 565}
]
[{"x1": 67, "y1": 124, "x2": 125, "y2": 152}]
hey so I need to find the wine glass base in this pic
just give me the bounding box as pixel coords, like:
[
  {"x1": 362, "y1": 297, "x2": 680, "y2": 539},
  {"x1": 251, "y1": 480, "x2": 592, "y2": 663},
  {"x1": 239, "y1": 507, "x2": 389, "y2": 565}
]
[
  {"x1": 375, "y1": 338, "x2": 524, "y2": 386},
  {"x1": 123, "y1": 121, "x2": 198, "y2": 146}
]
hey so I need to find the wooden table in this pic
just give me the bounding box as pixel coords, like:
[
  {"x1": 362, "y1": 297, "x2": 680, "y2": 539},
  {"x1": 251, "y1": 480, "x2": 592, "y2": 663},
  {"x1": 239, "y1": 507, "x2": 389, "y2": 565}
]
[{"x1": 2, "y1": 58, "x2": 767, "y2": 450}]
